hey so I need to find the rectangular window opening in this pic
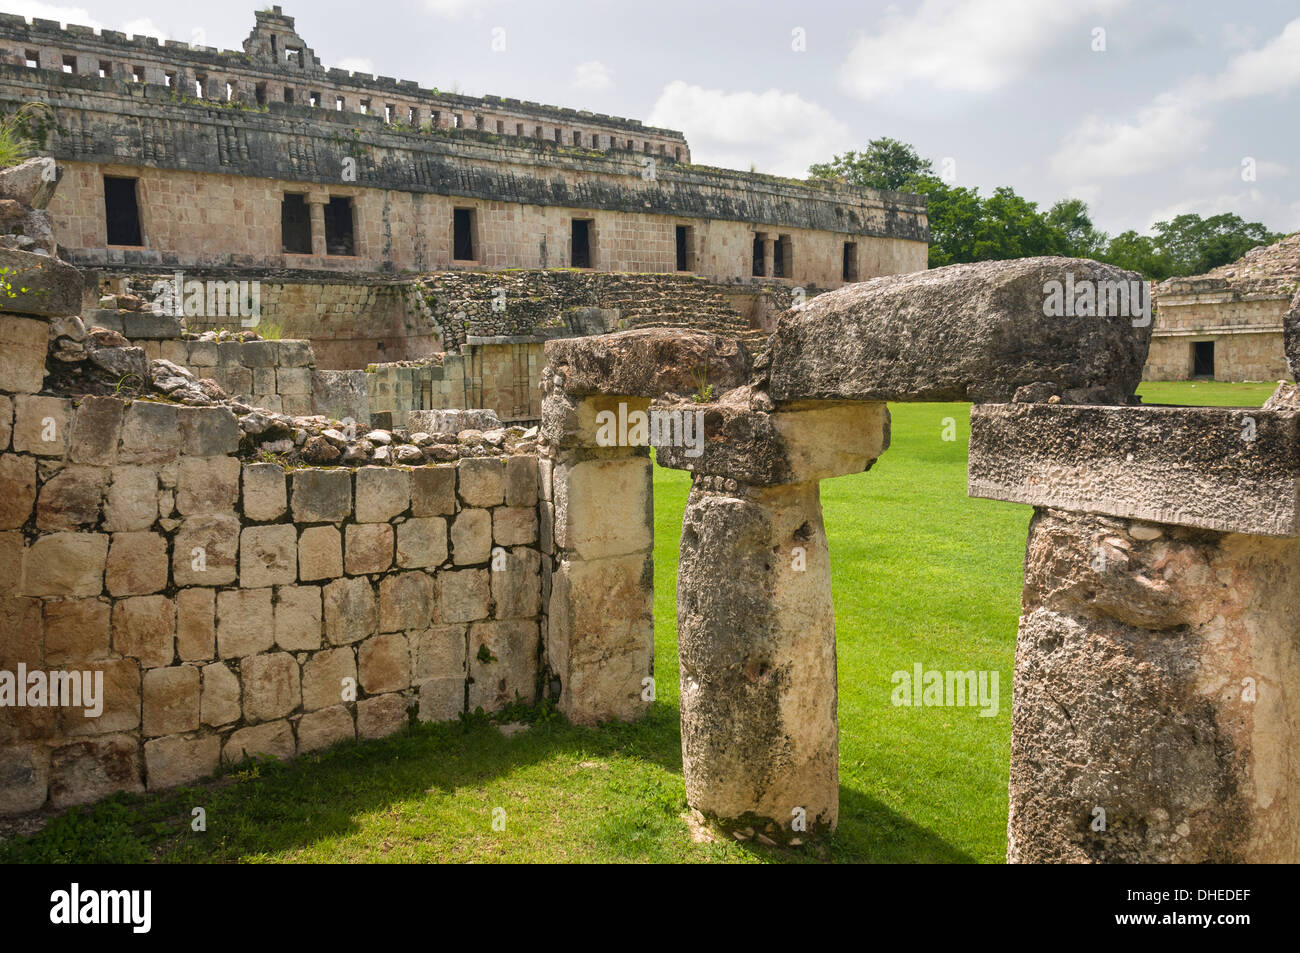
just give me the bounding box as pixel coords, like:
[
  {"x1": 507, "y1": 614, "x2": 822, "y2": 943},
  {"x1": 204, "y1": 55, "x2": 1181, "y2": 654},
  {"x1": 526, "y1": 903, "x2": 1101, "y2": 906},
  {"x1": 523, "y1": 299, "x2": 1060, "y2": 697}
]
[
  {"x1": 281, "y1": 193, "x2": 312, "y2": 254},
  {"x1": 516, "y1": 122, "x2": 524, "y2": 137},
  {"x1": 385, "y1": 103, "x2": 394, "y2": 123},
  {"x1": 133, "y1": 66, "x2": 146, "y2": 83},
  {"x1": 24, "y1": 50, "x2": 39, "y2": 69},
  {"x1": 104, "y1": 175, "x2": 143, "y2": 247},
  {"x1": 335, "y1": 95, "x2": 345, "y2": 111},
  {"x1": 98, "y1": 61, "x2": 110, "y2": 79},
  {"x1": 61, "y1": 55, "x2": 76, "y2": 74},
  {"x1": 310, "y1": 90, "x2": 321, "y2": 107},
  {"x1": 194, "y1": 74, "x2": 206, "y2": 98},
  {"x1": 752, "y1": 233, "x2": 766, "y2": 277},
  {"x1": 410, "y1": 106, "x2": 419, "y2": 124},
  {"x1": 323, "y1": 196, "x2": 356, "y2": 256},
  {"x1": 453, "y1": 208, "x2": 476, "y2": 262},
  {"x1": 255, "y1": 82, "x2": 268, "y2": 106},
  {"x1": 571, "y1": 219, "x2": 593, "y2": 269},
  {"x1": 164, "y1": 71, "x2": 176, "y2": 88},
  {"x1": 285, "y1": 87, "x2": 295, "y2": 104}
]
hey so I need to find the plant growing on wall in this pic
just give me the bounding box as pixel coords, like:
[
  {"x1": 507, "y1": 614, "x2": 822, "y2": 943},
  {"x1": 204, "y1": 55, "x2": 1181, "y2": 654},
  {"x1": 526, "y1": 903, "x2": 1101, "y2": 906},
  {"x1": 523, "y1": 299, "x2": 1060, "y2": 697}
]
[
  {"x1": 691, "y1": 359, "x2": 714, "y2": 403},
  {"x1": 0, "y1": 102, "x2": 54, "y2": 167}
]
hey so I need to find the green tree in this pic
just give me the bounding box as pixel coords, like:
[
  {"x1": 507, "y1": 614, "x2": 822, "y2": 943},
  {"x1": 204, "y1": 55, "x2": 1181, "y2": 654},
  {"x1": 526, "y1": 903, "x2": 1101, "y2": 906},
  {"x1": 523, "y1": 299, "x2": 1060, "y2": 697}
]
[
  {"x1": 1151, "y1": 213, "x2": 1282, "y2": 275},
  {"x1": 808, "y1": 137, "x2": 933, "y2": 192},
  {"x1": 1046, "y1": 198, "x2": 1107, "y2": 259}
]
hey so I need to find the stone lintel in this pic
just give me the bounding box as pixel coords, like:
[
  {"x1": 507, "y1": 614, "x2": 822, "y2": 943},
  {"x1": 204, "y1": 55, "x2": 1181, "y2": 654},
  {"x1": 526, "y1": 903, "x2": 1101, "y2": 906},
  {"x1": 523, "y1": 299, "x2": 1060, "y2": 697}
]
[
  {"x1": 544, "y1": 327, "x2": 750, "y2": 400},
  {"x1": 655, "y1": 391, "x2": 889, "y2": 486},
  {"x1": 969, "y1": 403, "x2": 1300, "y2": 536}
]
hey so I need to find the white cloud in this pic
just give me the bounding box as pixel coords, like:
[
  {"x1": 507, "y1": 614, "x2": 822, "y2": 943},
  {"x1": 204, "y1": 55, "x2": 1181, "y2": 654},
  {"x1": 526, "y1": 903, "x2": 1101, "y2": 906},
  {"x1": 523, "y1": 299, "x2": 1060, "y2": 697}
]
[
  {"x1": 838, "y1": 0, "x2": 1126, "y2": 100},
  {"x1": 121, "y1": 17, "x2": 167, "y2": 41},
  {"x1": 1143, "y1": 189, "x2": 1300, "y2": 233},
  {"x1": 337, "y1": 57, "x2": 376, "y2": 76},
  {"x1": 4, "y1": 1, "x2": 103, "y2": 28},
  {"x1": 571, "y1": 60, "x2": 613, "y2": 92},
  {"x1": 424, "y1": 0, "x2": 506, "y2": 19},
  {"x1": 1051, "y1": 17, "x2": 1300, "y2": 185},
  {"x1": 647, "y1": 80, "x2": 851, "y2": 177}
]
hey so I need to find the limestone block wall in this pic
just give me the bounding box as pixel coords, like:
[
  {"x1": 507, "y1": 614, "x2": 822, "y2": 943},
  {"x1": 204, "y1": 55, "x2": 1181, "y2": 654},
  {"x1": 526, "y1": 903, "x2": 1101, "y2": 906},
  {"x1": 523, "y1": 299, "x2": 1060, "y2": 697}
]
[
  {"x1": 365, "y1": 341, "x2": 542, "y2": 426},
  {"x1": 0, "y1": 378, "x2": 544, "y2": 812}
]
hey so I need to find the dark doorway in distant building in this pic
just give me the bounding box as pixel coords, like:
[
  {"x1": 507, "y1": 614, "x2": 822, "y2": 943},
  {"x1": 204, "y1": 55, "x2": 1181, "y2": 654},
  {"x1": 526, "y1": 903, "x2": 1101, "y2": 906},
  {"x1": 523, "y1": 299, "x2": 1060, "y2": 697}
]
[
  {"x1": 104, "y1": 176, "x2": 143, "y2": 246},
  {"x1": 1192, "y1": 341, "x2": 1215, "y2": 378},
  {"x1": 281, "y1": 194, "x2": 312, "y2": 254},
  {"x1": 324, "y1": 197, "x2": 355, "y2": 256},
  {"x1": 571, "y1": 219, "x2": 593, "y2": 268},
  {"x1": 676, "y1": 225, "x2": 695, "y2": 272},
  {"x1": 453, "y1": 208, "x2": 476, "y2": 261}
]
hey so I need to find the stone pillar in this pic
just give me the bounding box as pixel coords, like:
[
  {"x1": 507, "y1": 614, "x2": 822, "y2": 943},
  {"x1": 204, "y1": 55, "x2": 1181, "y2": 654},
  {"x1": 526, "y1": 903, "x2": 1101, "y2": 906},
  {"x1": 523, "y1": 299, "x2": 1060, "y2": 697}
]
[
  {"x1": 1009, "y1": 509, "x2": 1300, "y2": 863},
  {"x1": 762, "y1": 238, "x2": 774, "y2": 279},
  {"x1": 659, "y1": 393, "x2": 889, "y2": 840},
  {"x1": 678, "y1": 477, "x2": 838, "y2": 837},
  {"x1": 970, "y1": 400, "x2": 1300, "y2": 862},
  {"x1": 307, "y1": 194, "x2": 327, "y2": 258},
  {"x1": 539, "y1": 390, "x2": 654, "y2": 725}
]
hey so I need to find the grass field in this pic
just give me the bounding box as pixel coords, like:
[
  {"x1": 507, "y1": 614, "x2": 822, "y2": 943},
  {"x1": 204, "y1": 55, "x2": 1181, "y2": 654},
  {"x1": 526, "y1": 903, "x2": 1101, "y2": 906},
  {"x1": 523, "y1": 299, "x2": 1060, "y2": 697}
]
[{"x1": 0, "y1": 380, "x2": 1273, "y2": 864}]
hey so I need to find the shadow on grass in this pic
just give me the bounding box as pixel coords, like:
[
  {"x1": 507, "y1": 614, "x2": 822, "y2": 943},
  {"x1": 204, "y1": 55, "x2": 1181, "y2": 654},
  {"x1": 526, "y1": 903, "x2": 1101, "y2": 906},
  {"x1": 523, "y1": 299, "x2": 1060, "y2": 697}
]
[{"x1": 0, "y1": 702, "x2": 975, "y2": 864}]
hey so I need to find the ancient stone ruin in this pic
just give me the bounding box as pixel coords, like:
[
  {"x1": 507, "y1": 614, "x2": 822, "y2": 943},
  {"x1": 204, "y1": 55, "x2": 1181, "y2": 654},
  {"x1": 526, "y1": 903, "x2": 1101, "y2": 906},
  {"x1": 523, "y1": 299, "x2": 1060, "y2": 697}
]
[{"x1": 2, "y1": 6, "x2": 1298, "y2": 866}]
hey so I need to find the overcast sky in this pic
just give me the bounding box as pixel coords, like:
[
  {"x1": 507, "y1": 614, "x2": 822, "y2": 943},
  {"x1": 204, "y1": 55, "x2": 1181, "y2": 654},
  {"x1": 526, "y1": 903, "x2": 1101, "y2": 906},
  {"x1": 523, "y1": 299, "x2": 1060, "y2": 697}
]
[{"x1": 14, "y1": 0, "x2": 1300, "y2": 237}]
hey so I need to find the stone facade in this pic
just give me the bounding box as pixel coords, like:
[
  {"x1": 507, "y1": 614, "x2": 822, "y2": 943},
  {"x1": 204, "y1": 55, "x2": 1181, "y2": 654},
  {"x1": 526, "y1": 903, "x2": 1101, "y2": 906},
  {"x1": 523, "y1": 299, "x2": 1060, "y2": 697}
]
[
  {"x1": 0, "y1": 9, "x2": 928, "y2": 284},
  {"x1": 1146, "y1": 233, "x2": 1299, "y2": 382}
]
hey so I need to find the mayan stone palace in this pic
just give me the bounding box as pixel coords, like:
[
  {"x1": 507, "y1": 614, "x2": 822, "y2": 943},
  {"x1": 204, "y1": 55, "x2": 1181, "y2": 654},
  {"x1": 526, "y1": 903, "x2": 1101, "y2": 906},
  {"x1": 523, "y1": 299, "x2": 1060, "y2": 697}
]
[{"x1": 1, "y1": 6, "x2": 1299, "y2": 866}]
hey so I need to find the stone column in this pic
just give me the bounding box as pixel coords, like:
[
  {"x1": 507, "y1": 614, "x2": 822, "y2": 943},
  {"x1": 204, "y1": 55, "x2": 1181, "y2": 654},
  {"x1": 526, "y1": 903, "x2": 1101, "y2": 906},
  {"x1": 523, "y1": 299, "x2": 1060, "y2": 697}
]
[
  {"x1": 659, "y1": 392, "x2": 889, "y2": 840},
  {"x1": 970, "y1": 400, "x2": 1300, "y2": 863},
  {"x1": 762, "y1": 238, "x2": 775, "y2": 279},
  {"x1": 539, "y1": 390, "x2": 654, "y2": 725},
  {"x1": 307, "y1": 193, "x2": 327, "y2": 258}
]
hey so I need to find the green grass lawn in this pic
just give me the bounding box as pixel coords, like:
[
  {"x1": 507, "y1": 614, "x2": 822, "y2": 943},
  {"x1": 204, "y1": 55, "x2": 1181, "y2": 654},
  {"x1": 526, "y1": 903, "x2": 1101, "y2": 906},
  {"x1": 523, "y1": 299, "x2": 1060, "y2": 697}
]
[{"x1": 0, "y1": 381, "x2": 1273, "y2": 864}]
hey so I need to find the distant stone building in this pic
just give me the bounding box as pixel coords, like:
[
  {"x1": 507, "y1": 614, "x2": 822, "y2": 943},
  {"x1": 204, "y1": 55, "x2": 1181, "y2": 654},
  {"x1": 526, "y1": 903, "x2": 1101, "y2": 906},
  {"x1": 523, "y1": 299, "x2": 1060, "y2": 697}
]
[
  {"x1": 0, "y1": 6, "x2": 927, "y2": 286},
  {"x1": 1145, "y1": 233, "x2": 1299, "y2": 382}
]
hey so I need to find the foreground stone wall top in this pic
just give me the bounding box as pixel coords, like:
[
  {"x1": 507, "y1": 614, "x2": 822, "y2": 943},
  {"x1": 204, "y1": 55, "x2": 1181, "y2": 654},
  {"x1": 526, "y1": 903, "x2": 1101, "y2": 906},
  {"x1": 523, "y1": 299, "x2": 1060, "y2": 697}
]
[{"x1": 761, "y1": 257, "x2": 1152, "y2": 405}]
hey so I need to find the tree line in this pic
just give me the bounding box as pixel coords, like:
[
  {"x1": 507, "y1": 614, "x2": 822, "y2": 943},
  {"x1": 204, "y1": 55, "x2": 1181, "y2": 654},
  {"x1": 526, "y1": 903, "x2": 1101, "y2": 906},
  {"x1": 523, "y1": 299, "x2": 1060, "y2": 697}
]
[{"x1": 808, "y1": 138, "x2": 1285, "y2": 280}]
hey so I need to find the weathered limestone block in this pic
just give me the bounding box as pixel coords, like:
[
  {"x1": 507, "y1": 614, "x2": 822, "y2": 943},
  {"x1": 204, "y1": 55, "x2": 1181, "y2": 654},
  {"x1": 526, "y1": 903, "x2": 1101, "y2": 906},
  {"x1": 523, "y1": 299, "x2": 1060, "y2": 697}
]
[
  {"x1": 297, "y1": 705, "x2": 355, "y2": 752},
  {"x1": 13, "y1": 394, "x2": 71, "y2": 456},
  {"x1": 395, "y1": 516, "x2": 447, "y2": 569},
  {"x1": 356, "y1": 693, "x2": 408, "y2": 739},
  {"x1": 467, "y1": 620, "x2": 539, "y2": 712},
  {"x1": 119, "y1": 401, "x2": 181, "y2": 464},
  {"x1": 0, "y1": 248, "x2": 83, "y2": 317},
  {"x1": 224, "y1": 720, "x2": 295, "y2": 764},
  {"x1": 172, "y1": 514, "x2": 239, "y2": 586},
  {"x1": 104, "y1": 466, "x2": 159, "y2": 532},
  {"x1": 411, "y1": 465, "x2": 456, "y2": 516},
  {"x1": 458, "y1": 457, "x2": 505, "y2": 508},
  {"x1": 379, "y1": 571, "x2": 433, "y2": 633},
  {"x1": 298, "y1": 524, "x2": 343, "y2": 580},
  {"x1": 179, "y1": 406, "x2": 241, "y2": 457},
  {"x1": 142, "y1": 666, "x2": 200, "y2": 736},
  {"x1": 49, "y1": 734, "x2": 143, "y2": 808},
  {"x1": 552, "y1": 456, "x2": 652, "y2": 559},
  {"x1": 36, "y1": 465, "x2": 105, "y2": 531},
  {"x1": 201, "y1": 662, "x2": 241, "y2": 727},
  {"x1": 242, "y1": 652, "x2": 301, "y2": 722},
  {"x1": 418, "y1": 677, "x2": 464, "y2": 722},
  {"x1": 176, "y1": 456, "x2": 240, "y2": 515},
  {"x1": 0, "y1": 453, "x2": 35, "y2": 529},
  {"x1": 242, "y1": 462, "x2": 287, "y2": 521},
  {"x1": 144, "y1": 734, "x2": 221, "y2": 790},
  {"x1": 1285, "y1": 287, "x2": 1299, "y2": 379},
  {"x1": 0, "y1": 746, "x2": 49, "y2": 814},
  {"x1": 302, "y1": 648, "x2": 357, "y2": 711},
  {"x1": 176, "y1": 588, "x2": 216, "y2": 661},
  {"x1": 677, "y1": 479, "x2": 838, "y2": 838},
  {"x1": 69, "y1": 396, "x2": 124, "y2": 465},
  {"x1": 544, "y1": 328, "x2": 750, "y2": 399},
  {"x1": 112, "y1": 595, "x2": 175, "y2": 668},
  {"x1": 274, "y1": 585, "x2": 322, "y2": 651},
  {"x1": 492, "y1": 547, "x2": 541, "y2": 619},
  {"x1": 407, "y1": 408, "x2": 500, "y2": 434},
  {"x1": 345, "y1": 522, "x2": 393, "y2": 574},
  {"x1": 43, "y1": 598, "x2": 111, "y2": 664},
  {"x1": 216, "y1": 588, "x2": 274, "y2": 657},
  {"x1": 546, "y1": 554, "x2": 652, "y2": 724},
  {"x1": 493, "y1": 506, "x2": 538, "y2": 546},
  {"x1": 412, "y1": 625, "x2": 468, "y2": 681},
  {"x1": 22, "y1": 531, "x2": 108, "y2": 597},
  {"x1": 240, "y1": 524, "x2": 298, "y2": 587},
  {"x1": 323, "y1": 576, "x2": 378, "y2": 644},
  {"x1": 435, "y1": 569, "x2": 490, "y2": 623},
  {"x1": 450, "y1": 508, "x2": 492, "y2": 564},
  {"x1": 105, "y1": 531, "x2": 168, "y2": 596},
  {"x1": 355, "y1": 466, "x2": 411, "y2": 522},
  {"x1": 61, "y1": 658, "x2": 139, "y2": 737},
  {"x1": 505, "y1": 456, "x2": 538, "y2": 507},
  {"x1": 1009, "y1": 509, "x2": 1300, "y2": 863},
  {"x1": 292, "y1": 468, "x2": 352, "y2": 523},
  {"x1": 969, "y1": 403, "x2": 1300, "y2": 536},
  {"x1": 359, "y1": 633, "x2": 410, "y2": 694},
  {"x1": 0, "y1": 313, "x2": 48, "y2": 394},
  {"x1": 656, "y1": 390, "x2": 890, "y2": 485},
  {"x1": 762, "y1": 257, "x2": 1150, "y2": 404}
]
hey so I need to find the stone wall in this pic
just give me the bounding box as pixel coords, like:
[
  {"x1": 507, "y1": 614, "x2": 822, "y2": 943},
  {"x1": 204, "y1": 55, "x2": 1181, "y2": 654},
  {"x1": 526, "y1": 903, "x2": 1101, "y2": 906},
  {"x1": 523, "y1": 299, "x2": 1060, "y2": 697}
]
[{"x1": 0, "y1": 390, "x2": 545, "y2": 811}]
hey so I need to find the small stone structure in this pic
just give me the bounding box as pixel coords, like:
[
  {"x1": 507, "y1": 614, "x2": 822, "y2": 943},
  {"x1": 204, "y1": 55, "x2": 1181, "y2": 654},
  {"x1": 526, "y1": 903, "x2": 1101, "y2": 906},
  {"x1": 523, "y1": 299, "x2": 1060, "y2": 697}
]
[{"x1": 1146, "y1": 233, "x2": 1299, "y2": 382}]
